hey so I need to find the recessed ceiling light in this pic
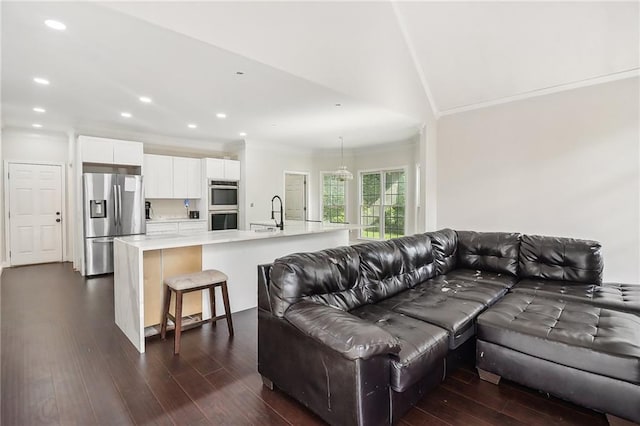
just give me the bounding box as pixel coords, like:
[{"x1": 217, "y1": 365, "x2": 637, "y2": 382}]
[
  {"x1": 335, "y1": 103, "x2": 342, "y2": 107},
  {"x1": 139, "y1": 96, "x2": 152, "y2": 103},
  {"x1": 44, "y1": 19, "x2": 66, "y2": 31},
  {"x1": 33, "y1": 77, "x2": 50, "y2": 85},
  {"x1": 216, "y1": 113, "x2": 227, "y2": 119},
  {"x1": 239, "y1": 132, "x2": 247, "y2": 137},
  {"x1": 187, "y1": 123, "x2": 197, "y2": 129},
  {"x1": 121, "y1": 112, "x2": 132, "y2": 118},
  {"x1": 236, "y1": 71, "x2": 245, "y2": 75},
  {"x1": 32, "y1": 124, "x2": 43, "y2": 128},
  {"x1": 33, "y1": 107, "x2": 46, "y2": 113}
]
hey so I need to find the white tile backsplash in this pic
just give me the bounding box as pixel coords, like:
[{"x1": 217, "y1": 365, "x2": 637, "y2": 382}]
[{"x1": 146, "y1": 199, "x2": 200, "y2": 220}]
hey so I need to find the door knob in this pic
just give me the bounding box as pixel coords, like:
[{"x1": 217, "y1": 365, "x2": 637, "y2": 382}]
[
  {"x1": 56, "y1": 212, "x2": 61, "y2": 215},
  {"x1": 56, "y1": 218, "x2": 61, "y2": 223}
]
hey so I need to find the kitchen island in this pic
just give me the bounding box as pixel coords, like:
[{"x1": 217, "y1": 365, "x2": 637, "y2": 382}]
[{"x1": 114, "y1": 221, "x2": 351, "y2": 352}]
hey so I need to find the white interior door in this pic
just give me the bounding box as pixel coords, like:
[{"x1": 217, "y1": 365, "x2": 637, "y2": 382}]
[
  {"x1": 8, "y1": 163, "x2": 63, "y2": 266},
  {"x1": 285, "y1": 173, "x2": 307, "y2": 221}
]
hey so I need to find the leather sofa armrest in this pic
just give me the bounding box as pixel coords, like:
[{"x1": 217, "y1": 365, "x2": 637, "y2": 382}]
[{"x1": 285, "y1": 301, "x2": 400, "y2": 360}]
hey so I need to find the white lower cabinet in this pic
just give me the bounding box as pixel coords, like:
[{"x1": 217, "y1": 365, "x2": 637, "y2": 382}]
[
  {"x1": 178, "y1": 221, "x2": 207, "y2": 233},
  {"x1": 146, "y1": 220, "x2": 207, "y2": 236},
  {"x1": 146, "y1": 222, "x2": 179, "y2": 235}
]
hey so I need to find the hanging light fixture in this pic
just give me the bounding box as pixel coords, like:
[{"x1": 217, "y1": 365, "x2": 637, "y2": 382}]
[{"x1": 333, "y1": 136, "x2": 353, "y2": 181}]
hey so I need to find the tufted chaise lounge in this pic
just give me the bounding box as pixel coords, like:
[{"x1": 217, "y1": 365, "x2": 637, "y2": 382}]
[
  {"x1": 257, "y1": 229, "x2": 640, "y2": 425},
  {"x1": 476, "y1": 234, "x2": 640, "y2": 424}
]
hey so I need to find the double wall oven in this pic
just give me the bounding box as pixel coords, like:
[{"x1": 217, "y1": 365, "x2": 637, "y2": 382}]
[{"x1": 209, "y1": 180, "x2": 239, "y2": 231}]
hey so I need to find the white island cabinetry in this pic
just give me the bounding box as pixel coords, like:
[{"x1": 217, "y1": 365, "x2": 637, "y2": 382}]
[{"x1": 114, "y1": 222, "x2": 350, "y2": 353}]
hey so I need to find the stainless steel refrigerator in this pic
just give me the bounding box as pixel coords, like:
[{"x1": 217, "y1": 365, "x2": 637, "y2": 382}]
[{"x1": 83, "y1": 173, "x2": 145, "y2": 275}]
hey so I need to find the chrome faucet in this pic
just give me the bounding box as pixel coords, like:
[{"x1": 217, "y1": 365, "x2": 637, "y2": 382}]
[{"x1": 271, "y1": 195, "x2": 284, "y2": 231}]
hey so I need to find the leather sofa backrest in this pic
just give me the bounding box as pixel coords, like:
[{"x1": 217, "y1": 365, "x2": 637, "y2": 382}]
[
  {"x1": 427, "y1": 228, "x2": 458, "y2": 275},
  {"x1": 392, "y1": 233, "x2": 438, "y2": 286},
  {"x1": 457, "y1": 231, "x2": 521, "y2": 276},
  {"x1": 519, "y1": 234, "x2": 603, "y2": 284},
  {"x1": 354, "y1": 240, "x2": 405, "y2": 303},
  {"x1": 355, "y1": 234, "x2": 437, "y2": 303},
  {"x1": 269, "y1": 246, "x2": 367, "y2": 318}
]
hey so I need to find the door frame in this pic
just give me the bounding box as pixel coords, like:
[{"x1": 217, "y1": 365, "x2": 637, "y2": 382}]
[
  {"x1": 4, "y1": 161, "x2": 68, "y2": 266},
  {"x1": 283, "y1": 171, "x2": 310, "y2": 221}
]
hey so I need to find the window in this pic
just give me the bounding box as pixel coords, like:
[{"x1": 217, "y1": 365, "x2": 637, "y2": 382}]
[
  {"x1": 321, "y1": 173, "x2": 347, "y2": 223},
  {"x1": 360, "y1": 169, "x2": 406, "y2": 240}
]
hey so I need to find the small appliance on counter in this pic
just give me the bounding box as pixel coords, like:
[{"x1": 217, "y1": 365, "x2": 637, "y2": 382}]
[
  {"x1": 189, "y1": 211, "x2": 200, "y2": 219},
  {"x1": 145, "y1": 201, "x2": 152, "y2": 220}
]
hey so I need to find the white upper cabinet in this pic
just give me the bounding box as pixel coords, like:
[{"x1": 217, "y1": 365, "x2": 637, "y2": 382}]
[
  {"x1": 144, "y1": 154, "x2": 173, "y2": 198},
  {"x1": 80, "y1": 136, "x2": 143, "y2": 166},
  {"x1": 187, "y1": 158, "x2": 202, "y2": 199},
  {"x1": 206, "y1": 158, "x2": 240, "y2": 181},
  {"x1": 81, "y1": 137, "x2": 113, "y2": 163},
  {"x1": 206, "y1": 158, "x2": 225, "y2": 179},
  {"x1": 113, "y1": 140, "x2": 144, "y2": 166},
  {"x1": 144, "y1": 155, "x2": 202, "y2": 199},
  {"x1": 224, "y1": 159, "x2": 241, "y2": 181},
  {"x1": 172, "y1": 157, "x2": 189, "y2": 199}
]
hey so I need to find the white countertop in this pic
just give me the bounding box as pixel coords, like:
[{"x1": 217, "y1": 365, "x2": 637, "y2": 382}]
[{"x1": 117, "y1": 221, "x2": 354, "y2": 251}]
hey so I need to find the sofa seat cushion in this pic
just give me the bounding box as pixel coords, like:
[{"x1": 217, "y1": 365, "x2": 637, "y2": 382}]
[
  {"x1": 512, "y1": 279, "x2": 640, "y2": 314},
  {"x1": 444, "y1": 269, "x2": 519, "y2": 290},
  {"x1": 378, "y1": 273, "x2": 509, "y2": 308},
  {"x1": 350, "y1": 305, "x2": 449, "y2": 392},
  {"x1": 477, "y1": 293, "x2": 640, "y2": 384},
  {"x1": 377, "y1": 284, "x2": 485, "y2": 349}
]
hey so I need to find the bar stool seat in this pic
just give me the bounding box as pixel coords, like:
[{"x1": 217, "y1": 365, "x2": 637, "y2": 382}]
[
  {"x1": 165, "y1": 270, "x2": 228, "y2": 290},
  {"x1": 161, "y1": 269, "x2": 234, "y2": 355}
]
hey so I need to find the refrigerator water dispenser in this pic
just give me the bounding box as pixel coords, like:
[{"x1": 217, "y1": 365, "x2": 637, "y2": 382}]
[{"x1": 90, "y1": 200, "x2": 107, "y2": 218}]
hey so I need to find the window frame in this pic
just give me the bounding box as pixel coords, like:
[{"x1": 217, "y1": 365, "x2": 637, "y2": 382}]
[
  {"x1": 358, "y1": 166, "x2": 408, "y2": 241},
  {"x1": 319, "y1": 171, "x2": 349, "y2": 224}
]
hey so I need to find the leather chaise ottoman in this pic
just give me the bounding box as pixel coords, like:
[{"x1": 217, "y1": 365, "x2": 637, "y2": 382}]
[
  {"x1": 476, "y1": 292, "x2": 640, "y2": 423},
  {"x1": 512, "y1": 279, "x2": 640, "y2": 314}
]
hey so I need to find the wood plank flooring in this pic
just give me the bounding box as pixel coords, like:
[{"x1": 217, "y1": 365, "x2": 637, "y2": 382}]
[{"x1": 1, "y1": 263, "x2": 608, "y2": 425}]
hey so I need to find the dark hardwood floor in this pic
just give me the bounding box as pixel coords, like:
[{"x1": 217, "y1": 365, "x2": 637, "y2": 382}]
[{"x1": 1, "y1": 263, "x2": 608, "y2": 426}]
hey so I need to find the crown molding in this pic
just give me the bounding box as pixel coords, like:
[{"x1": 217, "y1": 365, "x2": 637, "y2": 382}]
[{"x1": 439, "y1": 68, "x2": 640, "y2": 117}]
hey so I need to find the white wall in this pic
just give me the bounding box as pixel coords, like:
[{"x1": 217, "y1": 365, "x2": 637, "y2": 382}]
[
  {"x1": 437, "y1": 77, "x2": 640, "y2": 282},
  {"x1": 241, "y1": 142, "x2": 315, "y2": 228},
  {"x1": 1, "y1": 128, "x2": 71, "y2": 264},
  {"x1": 311, "y1": 138, "x2": 420, "y2": 238}
]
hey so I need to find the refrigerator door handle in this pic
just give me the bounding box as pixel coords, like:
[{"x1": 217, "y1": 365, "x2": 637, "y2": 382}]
[
  {"x1": 117, "y1": 185, "x2": 123, "y2": 231},
  {"x1": 113, "y1": 184, "x2": 119, "y2": 228}
]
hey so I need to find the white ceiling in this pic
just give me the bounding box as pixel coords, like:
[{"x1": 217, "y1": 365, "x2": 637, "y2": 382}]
[
  {"x1": 396, "y1": 1, "x2": 639, "y2": 114},
  {"x1": 1, "y1": 2, "x2": 421, "y2": 149},
  {"x1": 3, "y1": 2, "x2": 638, "y2": 149},
  {"x1": 105, "y1": 1, "x2": 639, "y2": 116}
]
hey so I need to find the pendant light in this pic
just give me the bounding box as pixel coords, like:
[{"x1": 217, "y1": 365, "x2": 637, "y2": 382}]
[{"x1": 334, "y1": 136, "x2": 353, "y2": 181}]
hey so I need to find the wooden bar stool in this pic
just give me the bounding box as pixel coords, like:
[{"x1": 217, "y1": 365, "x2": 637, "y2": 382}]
[{"x1": 160, "y1": 269, "x2": 234, "y2": 355}]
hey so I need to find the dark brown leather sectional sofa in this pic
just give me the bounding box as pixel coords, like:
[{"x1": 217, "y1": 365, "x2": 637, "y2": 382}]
[{"x1": 257, "y1": 229, "x2": 640, "y2": 425}]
